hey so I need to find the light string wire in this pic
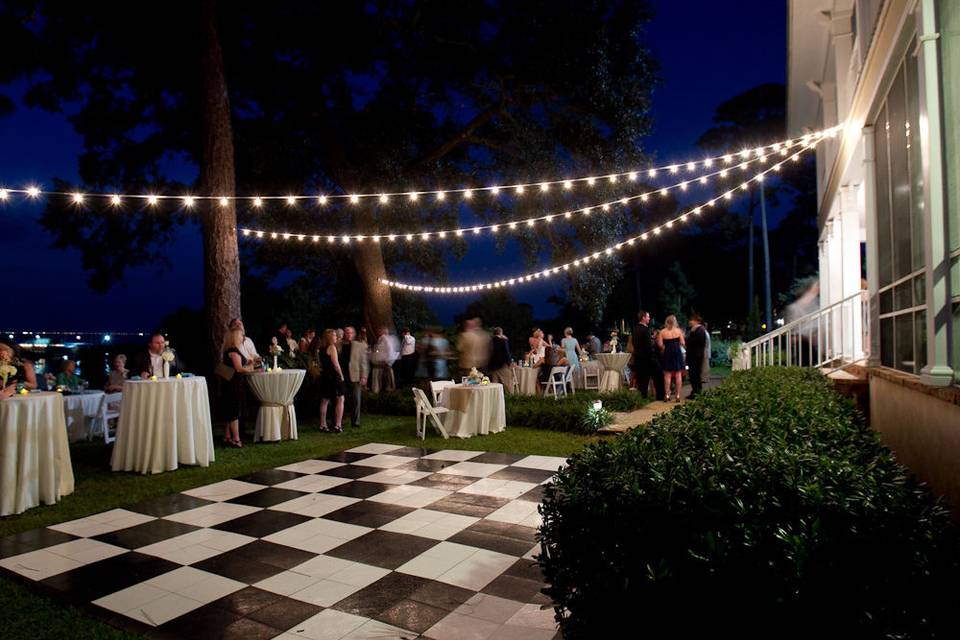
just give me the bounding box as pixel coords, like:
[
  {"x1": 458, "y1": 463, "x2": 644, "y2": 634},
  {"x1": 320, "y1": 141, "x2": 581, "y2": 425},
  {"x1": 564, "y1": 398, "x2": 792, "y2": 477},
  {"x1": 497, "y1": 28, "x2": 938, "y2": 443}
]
[
  {"x1": 0, "y1": 127, "x2": 838, "y2": 206},
  {"x1": 378, "y1": 143, "x2": 820, "y2": 294},
  {"x1": 236, "y1": 134, "x2": 824, "y2": 245}
]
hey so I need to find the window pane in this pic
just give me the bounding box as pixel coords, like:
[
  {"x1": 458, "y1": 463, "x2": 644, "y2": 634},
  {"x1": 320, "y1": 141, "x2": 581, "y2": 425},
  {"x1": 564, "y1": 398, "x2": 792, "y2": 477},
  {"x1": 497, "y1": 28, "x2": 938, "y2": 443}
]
[
  {"x1": 895, "y1": 280, "x2": 913, "y2": 310},
  {"x1": 913, "y1": 272, "x2": 926, "y2": 307},
  {"x1": 905, "y1": 41, "x2": 926, "y2": 272},
  {"x1": 887, "y1": 65, "x2": 913, "y2": 281},
  {"x1": 939, "y1": 0, "x2": 960, "y2": 253},
  {"x1": 895, "y1": 313, "x2": 916, "y2": 373},
  {"x1": 881, "y1": 317, "x2": 894, "y2": 367},
  {"x1": 875, "y1": 104, "x2": 893, "y2": 286},
  {"x1": 880, "y1": 287, "x2": 893, "y2": 314},
  {"x1": 914, "y1": 310, "x2": 927, "y2": 372}
]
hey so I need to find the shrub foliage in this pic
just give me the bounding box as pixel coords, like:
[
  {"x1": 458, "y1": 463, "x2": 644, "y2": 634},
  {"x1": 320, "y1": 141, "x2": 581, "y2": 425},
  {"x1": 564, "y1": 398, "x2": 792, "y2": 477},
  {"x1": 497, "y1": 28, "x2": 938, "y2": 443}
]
[{"x1": 538, "y1": 368, "x2": 959, "y2": 638}]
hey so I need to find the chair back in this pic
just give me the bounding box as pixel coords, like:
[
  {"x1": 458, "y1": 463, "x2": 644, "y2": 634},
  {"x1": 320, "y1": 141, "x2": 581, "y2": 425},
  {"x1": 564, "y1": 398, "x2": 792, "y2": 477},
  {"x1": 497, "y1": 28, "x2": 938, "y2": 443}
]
[
  {"x1": 548, "y1": 366, "x2": 567, "y2": 382},
  {"x1": 429, "y1": 380, "x2": 456, "y2": 406},
  {"x1": 413, "y1": 387, "x2": 432, "y2": 412}
]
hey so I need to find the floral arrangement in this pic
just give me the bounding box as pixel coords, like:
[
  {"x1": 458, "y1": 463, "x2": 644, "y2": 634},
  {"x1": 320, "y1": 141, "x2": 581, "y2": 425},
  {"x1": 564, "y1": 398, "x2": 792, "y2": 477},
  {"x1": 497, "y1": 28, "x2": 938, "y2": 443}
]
[
  {"x1": 0, "y1": 363, "x2": 16, "y2": 388},
  {"x1": 609, "y1": 331, "x2": 619, "y2": 353},
  {"x1": 466, "y1": 367, "x2": 488, "y2": 384},
  {"x1": 161, "y1": 341, "x2": 176, "y2": 363},
  {"x1": 268, "y1": 337, "x2": 284, "y2": 357}
]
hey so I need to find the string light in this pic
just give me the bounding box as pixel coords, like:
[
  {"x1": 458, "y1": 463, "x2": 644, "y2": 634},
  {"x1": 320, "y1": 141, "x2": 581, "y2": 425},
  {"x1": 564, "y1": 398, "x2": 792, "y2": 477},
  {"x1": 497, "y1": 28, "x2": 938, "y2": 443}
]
[{"x1": 377, "y1": 153, "x2": 813, "y2": 295}]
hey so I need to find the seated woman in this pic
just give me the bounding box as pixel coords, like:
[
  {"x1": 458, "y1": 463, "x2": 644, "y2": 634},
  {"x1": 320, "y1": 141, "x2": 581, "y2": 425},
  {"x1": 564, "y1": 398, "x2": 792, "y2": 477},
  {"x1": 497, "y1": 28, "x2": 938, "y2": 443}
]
[
  {"x1": 527, "y1": 328, "x2": 546, "y2": 365},
  {"x1": 536, "y1": 344, "x2": 565, "y2": 391},
  {"x1": 56, "y1": 360, "x2": 85, "y2": 389},
  {"x1": 0, "y1": 340, "x2": 38, "y2": 399},
  {"x1": 105, "y1": 354, "x2": 128, "y2": 392}
]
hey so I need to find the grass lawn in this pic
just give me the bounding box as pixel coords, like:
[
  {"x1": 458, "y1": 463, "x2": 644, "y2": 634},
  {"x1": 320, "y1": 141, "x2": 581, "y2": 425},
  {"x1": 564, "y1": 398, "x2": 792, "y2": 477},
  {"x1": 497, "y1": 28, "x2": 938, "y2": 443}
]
[{"x1": 0, "y1": 412, "x2": 602, "y2": 639}]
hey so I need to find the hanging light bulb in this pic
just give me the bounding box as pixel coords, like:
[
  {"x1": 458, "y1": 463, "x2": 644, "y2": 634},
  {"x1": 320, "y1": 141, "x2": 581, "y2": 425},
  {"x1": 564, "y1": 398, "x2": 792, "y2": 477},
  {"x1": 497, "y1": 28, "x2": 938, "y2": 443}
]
[
  {"x1": 219, "y1": 197, "x2": 230, "y2": 207},
  {"x1": 286, "y1": 196, "x2": 297, "y2": 205},
  {"x1": 111, "y1": 194, "x2": 122, "y2": 206}
]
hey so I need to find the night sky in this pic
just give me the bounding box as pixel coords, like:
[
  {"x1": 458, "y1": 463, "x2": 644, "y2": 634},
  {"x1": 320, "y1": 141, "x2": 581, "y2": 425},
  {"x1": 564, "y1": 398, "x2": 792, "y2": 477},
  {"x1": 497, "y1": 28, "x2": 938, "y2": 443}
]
[{"x1": 1, "y1": 1, "x2": 786, "y2": 333}]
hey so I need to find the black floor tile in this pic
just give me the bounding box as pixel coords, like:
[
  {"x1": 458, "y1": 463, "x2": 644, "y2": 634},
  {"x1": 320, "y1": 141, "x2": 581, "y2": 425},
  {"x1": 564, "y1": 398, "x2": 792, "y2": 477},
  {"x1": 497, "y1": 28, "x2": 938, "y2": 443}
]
[
  {"x1": 467, "y1": 519, "x2": 539, "y2": 543},
  {"x1": 410, "y1": 473, "x2": 481, "y2": 491},
  {"x1": 0, "y1": 528, "x2": 77, "y2": 559},
  {"x1": 235, "y1": 468, "x2": 306, "y2": 486},
  {"x1": 408, "y1": 580, "x2": 475, "y2": 612},
  {"x1": 377, "y1": 598, "x2": 450, "y2": 634},
  {"x1": 211, "y1": 586, "x2": 284, "y2": 616},
  {"x1": 247, "y1": 597, "x2": 322, "y2": 630},
  {"x1": 426, "y1": 493, "x2": 510, "y2": 517},
  {"x1": 93, "y1": 519, "x2": 199, "y2": 550},
  {"x1": 481, "y1": 574, "x2": 547, "y2": 603},
  {"x1": 326, "y1": 530, "x2": 438, "y2": 570},
  {"x1": 213, "y1": 510, "x2": 312, "y2": 538},
  {"x1": 446, "y1": 530, "x2": 536, "y2": 557},
  {"x1": 221, "y1": 617, "x2": 283, "y2": 640},
  {"x1": 503, "y1": 557, "x2": 546, "y2": 583},
  {"x1": 469, "y1": 452, "x2": 526, "y2": 465},
  {"x1": 231, "y1": 540, "x2": 317, "y2": 570},
  {"x1": 153, "y1": 602, "x2": 242, "y2": 640},
  {"x1": 332, "y1": 572, "x2": 432, "y2": 618},
  {"x1": 383, "y1": 446, "x2": 435, "y2": 458},
  {"x1": 316, "y1": 451, "x2": 374, "y2": 463},
  {"x1": 488, "y1": 466, "x2": 556, "y2": 484},
  {"x1": 227, "y1": 487, "x2": 309, "y2": 508},
  {"x1": 518, "y1": 485, "x2": 547, "y2": 503},
  {"x1": 322, "y1": 481, "x2": 393, "y2": 499},
  {"x1": 398, "y1": 458, "x2": 453, "y2": 474},
  {"x1": 41, "y1": 552, "x2": 179, "y2": 603},
  {"x1": 323, "y1": 502, "x2": 416, "y2": 528},
  {"x1": 318, "y1": 464, "x2": 383, "y2": 479},
  {"x1": 126, "y1": 493, "x2": 214, "y2": 518},
  {"x1": 193, "y1": 553, "x2": 288, "y2": 584}
]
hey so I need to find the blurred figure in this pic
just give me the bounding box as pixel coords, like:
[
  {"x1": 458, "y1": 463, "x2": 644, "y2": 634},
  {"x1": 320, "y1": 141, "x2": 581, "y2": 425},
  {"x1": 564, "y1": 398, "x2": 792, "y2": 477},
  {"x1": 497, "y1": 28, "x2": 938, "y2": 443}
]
[
  {"x1": 583, "y1": 332, "x2": 602, "y2": 357},
  {"x1": 339, "y1": 326, "x2": 369, "y2": 429},
  {"x1": 398, "y1": 328, "x2": 418, "y2": 387},
  {"x1": 56, "y1": 360, "x2": 85, "y2": 389},
  {"x1": 229, "y1": 318, "x2": 261, "y2": 366},
  {"x1": 221, "y1": 327, "x2": 255, "y2": 447},
  {"x1": 285, "y1": 327, "x2": 299, "y2": 354},
  {"x1": 422, "y1": 327, "x2": 450, "y2": 380},
  {"x1": 319, "y1": 329, "x2": 346, "y2": 432},
  {"x1": 299, "y1": 328, "x2": 316, "y2": 354},
  {"x1": 686, "y1": 314, "x2": 708, "y2": 400},
  {"x1": 105, "y1": 354, "x2": 128, "y2": 392},
  {"x1": 488, "y1": 327, "x2": 513, "y2": 387},
  {"x1": 0, "y1": 339, "x2": 38, "y2": 393},
  {"x1": 458, "y1": 318, "x2": 490, "y2": 375},
  {"x1": 358, "y1": 327, "x2": 369, "y2": 345},
  {"x1": 657, "y1": 315, "x2": 686, "y2": 402},
  {"x1": 370, "y1": 326, "x2": 399, "y2": 392}
]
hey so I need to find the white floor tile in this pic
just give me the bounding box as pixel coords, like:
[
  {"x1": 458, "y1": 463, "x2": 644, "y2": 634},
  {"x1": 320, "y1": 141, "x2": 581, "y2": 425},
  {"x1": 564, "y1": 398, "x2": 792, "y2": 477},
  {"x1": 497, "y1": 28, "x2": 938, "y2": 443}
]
[
  {"x1": 343, "y1": 619, "x2": 418, "y2": 639},
  {"x1": 512, "y1": 456, "x2": 567, "y2": 472},
  {"x1": 128, "y1": 592, "x2": 203, "y2": 626},
  {"x1": 437, "y1": 462, "x2": 507, "y2": 478},
  {"x1": 488, "y1": 626, "x2": 556, "y2": 640},
  {"x1": 269, "y1": 493, "x2": 359, "y2": 517},
  {"x1": 380, "y1": 509, "x2": 478, "y2": 540},
  {"x1": 181, "y1": 479, "x2": 266, "y2": 501},
  {"x1": 162, "y1": 502, "x2": 261, "y2": 527},
  {"x1": 459, "y1": 479, "x2": 537, "y2": 500},
  {"x1": 423, "y1": 611, "x2": 501, "y2": 640},
  {"x1": 273, "y1": 474, "x2": 352, "y2": 493},
  {"x1": 178, "y1": 572, "x2": 245, "y2": 603},
  {"x1": 288, "y1": 554, "x2": 356, "y2": 578},
  {"x1": 285, "y1": 607, "x2": 370, "y2": 639},
  {"x1": 437, "y1": 548, "x2": 516, "y2": 591},
  {"x1": 146, "y1": 566, "x2": 216, "y2": 592},
  {"x1": 358, "y1": 468, "x2": 433, "y2": 485},
  {"x1": 136, "y1": 528, "x2": 254, "y2": 564},
  {"x1": 94, "y1": 582, "x2": 168, "y2": 614},
  {"x1": 367, "y1": 486, "x2": 451, "y2": 509},
  {"x1": 0, "y1": 548, "x2": 84, "y2": 580},
  {"x1": 326, "y1": 561, "x2": 390, "y2": 587},
  {"x1": 289, "y1": 578, "x2": 364, "y2": 607},
  {"x1": 422, "y1": 450, "x2": 484, "y2": 462},
  {"x1": 456, "y1": 593, "x2": 526, "y2": 624},
  {"x1": 396, "y1": 542, "x2": 478, "y2": 580},
  {"x1": 352, "y1": 454, "x2": 415, "y2": 469},
  {"x1": 485, "y1": 501, "x2": 542, "y2": 527},
  {"x1": 276, "y1": 460, "x2": 346, "y2": 474},
  {"x1": 48, "y1": 509, "x2": 155, "y2": 537},
  {"x1": 46, "y1": 538, "x2": 128, "y2": 564},
  {"x1": 346, "y1": 443, "x2": 403, "y2": 454},
  {"x1": 504, "y1": 603, "x2": 557, "y2": 630},
  {"x1": 255, "y1": 569, "x2": 323, "y2": 596}
]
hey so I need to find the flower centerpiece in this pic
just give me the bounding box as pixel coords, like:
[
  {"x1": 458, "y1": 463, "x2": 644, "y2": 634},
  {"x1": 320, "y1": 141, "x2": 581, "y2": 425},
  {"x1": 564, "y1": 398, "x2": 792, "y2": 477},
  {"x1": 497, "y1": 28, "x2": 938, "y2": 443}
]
[
  {"x1": 466, "y1": 367, "x2": 484, "y2": 385},
  {"x1": 609, "y1": 331, "x2": 619, "y2": 353},
  {"x1": 0, "y1": 363, "x2": 16, "y2": 389},
  {"x1": 161, "y1": 340, "x2": 176, "y2": 378},
  {"x1": 268, "y1": 337, "x2": 283, "y2": 371}
]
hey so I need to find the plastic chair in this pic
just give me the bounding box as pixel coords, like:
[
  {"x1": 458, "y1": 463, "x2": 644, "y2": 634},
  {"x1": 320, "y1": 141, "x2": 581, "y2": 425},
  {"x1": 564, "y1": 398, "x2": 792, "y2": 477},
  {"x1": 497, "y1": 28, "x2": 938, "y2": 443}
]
[
  {"x1": 94, "y1": 392, "x2": 123, "y2": 444},
  {"x1": 413, "y1": 387, "x2": 450, "y2": 439},
  {"x1": 429, "y1": 380, "x2": 456, "y2": 406},
  {"x1": 508, "y1": 367, "x2": 520, "y2": 394},
  {"x1": 583, "y1": 364, "x2": 601, "y2": 391},
  {"x1": 563, "y1": 366, "x2": 576, "y2": 395},
  {"x1": 540, "y1": 366, "x2": 568, "y2": 400}
]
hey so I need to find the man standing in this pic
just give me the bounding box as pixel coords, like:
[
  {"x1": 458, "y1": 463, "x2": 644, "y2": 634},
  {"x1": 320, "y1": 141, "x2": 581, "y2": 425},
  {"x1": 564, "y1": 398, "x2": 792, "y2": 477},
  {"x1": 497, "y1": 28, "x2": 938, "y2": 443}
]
[
  {"x1": 339, "y1": 326, "x2": 369, "y2": 428},
  {"x1": 488, "y1": 327, "x2": 513, "y2": 387},
  {"x1": 398, "y1": 328, "x2": 417, "y2": 387},
  {"x1": 686, "y1": 314, "x2": 708, "y2": 400},
  {"x1": 370, "y1": 326, "x2": 399, "y2": 392},
  {"x1": 631, "y1": 311, "x2": 664, "y2": 401}
]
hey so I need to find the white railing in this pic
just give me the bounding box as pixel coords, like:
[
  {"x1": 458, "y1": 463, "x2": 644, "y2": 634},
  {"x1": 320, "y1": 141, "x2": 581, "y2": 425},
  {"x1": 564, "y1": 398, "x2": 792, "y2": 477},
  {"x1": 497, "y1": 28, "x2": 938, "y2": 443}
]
[{"x1": 733, "y1": 291, "x2": 869, "y2": 372}]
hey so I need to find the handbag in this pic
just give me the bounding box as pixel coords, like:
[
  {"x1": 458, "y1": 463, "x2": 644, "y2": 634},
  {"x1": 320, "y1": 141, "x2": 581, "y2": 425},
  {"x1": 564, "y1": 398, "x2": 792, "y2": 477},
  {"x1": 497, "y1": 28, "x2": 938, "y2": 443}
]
[{"x1": 214, "y1": 362, "x2": 235, "y2": 381}]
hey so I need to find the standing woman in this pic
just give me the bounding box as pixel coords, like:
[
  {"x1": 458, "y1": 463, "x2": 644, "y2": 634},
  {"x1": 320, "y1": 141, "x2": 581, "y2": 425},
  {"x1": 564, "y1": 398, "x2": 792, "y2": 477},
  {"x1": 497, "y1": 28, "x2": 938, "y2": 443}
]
[
  {"x1": 222, "y1": 327, "x2": 255, "y2": 447},
  {"x1": 318, "y1": 329, "x2": 346, "y2": 433},
  {"x1": 560, "y1": 328, "x2": 581, "y2": 369},
  {"x1": 656, "y1": 315, "x2": 686, "y2": 402}
]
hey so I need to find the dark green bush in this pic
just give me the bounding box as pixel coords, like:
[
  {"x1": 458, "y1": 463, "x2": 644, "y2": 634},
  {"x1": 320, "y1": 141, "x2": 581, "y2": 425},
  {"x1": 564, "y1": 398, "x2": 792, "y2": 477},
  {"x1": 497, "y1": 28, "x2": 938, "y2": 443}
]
[
  {"x1": 361, "y1": 390, "x2": 415, "y2": 415},
  {"x1": 538, "y1": 368, "x2": 960, "y2": 638}
]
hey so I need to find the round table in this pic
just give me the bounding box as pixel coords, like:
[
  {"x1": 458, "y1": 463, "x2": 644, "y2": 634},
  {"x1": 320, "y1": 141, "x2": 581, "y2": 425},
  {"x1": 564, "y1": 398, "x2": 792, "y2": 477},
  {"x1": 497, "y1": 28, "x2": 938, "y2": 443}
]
[
  {"x1": 63, "y1": 390, "x2": 105, "y2": 442},
  {"x1": 0, "y1": 392, "x2": 75, "y2": 516},
  {"x1": 247, "y1": 369, "x2": 305, "y2": 442},
  {"x1": 111, "y1": 377, "x2": 215, "y2": 475},
  {"x1": 440, "y1": 383, "x2": 506, "y2": 438},
  {"x1": 595, "y1": 353, "x2": 631, "y2": 392},
  {"x1": 513, "y1": 367, "x2": 538, "y2": 395}
]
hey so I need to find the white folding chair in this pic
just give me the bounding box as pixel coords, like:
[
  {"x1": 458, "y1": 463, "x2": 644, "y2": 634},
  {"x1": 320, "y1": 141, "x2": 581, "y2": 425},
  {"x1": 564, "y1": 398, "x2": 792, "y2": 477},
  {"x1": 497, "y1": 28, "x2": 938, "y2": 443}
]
[
  {"x1": 413, "y1": 387, "x2": 450, "y2": 439},
  {"x1": 509, "y1": 367, "x2": 520, "y2": 394},
  {"x1": 583, "y1": 364, "x2": 601, "y2": 391},
  {"x1": 540, "y1": 366, "x2": 568, "y2": 400},
  {"x1": 429, "y1": 380, "x2": 456, "y2": 406},
  {"x1": 563, "y1": 366, "x2": 576, "y2": 395},
  {"x1": 95, "y1": 392, "x2": 123, "y2": 444}
]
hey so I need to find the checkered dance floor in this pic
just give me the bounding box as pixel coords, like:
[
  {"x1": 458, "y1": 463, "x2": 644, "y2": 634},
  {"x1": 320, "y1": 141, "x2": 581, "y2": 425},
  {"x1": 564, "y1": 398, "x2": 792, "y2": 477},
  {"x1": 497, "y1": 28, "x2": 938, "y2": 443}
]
[{"x1": 1, "y1": 444, "x2": 565, "y2": 639}]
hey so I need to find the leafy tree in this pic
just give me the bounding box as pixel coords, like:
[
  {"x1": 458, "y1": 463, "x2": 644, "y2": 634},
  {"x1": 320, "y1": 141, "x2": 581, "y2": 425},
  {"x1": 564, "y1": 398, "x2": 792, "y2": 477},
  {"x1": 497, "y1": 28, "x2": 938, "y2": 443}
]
[{"x1": 656, "y1": 261, "x2": 696, "y2": 324}]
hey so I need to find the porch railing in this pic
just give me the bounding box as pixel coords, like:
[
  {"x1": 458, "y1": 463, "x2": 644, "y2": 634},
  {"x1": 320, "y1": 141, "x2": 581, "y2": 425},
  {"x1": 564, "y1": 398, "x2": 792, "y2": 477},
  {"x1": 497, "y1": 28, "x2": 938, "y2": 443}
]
[{"x1": 732, "y1": 290, "x2": 869, "y2": 373}]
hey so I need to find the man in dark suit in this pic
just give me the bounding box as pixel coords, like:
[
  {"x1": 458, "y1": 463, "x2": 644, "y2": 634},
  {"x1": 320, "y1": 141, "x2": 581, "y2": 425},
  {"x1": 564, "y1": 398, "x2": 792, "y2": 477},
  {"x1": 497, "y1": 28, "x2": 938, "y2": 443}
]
[
  {"x1": 128, "y1": 333, "x2": 185, "y2": 379},
  {"x1": 685, "y1": 314, "x2": 708, "y2": 399},
  {"x1": 631, "y1": 311, "x2": 664, "y2": 400},
  {"x1": 488, "y1": 327, "x2": 513, "y2": 386}
]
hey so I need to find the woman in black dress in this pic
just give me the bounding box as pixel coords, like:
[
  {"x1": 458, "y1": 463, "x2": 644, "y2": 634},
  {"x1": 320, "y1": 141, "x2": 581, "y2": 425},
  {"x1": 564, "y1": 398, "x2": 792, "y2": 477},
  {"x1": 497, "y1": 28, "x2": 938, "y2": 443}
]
[
  {"x1": 318, "y1": 329, "x2": 346, "y2": 432},
  {"x1": 223, "y1": 328, "x2": 255, "y2": 446}
]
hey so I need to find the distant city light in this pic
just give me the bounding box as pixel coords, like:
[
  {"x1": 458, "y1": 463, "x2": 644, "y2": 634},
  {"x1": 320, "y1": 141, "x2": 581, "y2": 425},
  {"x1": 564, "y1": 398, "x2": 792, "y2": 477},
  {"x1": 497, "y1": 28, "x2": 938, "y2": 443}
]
[{"x1": 103, "y1": 334, "x2": 112, "y2": 342}]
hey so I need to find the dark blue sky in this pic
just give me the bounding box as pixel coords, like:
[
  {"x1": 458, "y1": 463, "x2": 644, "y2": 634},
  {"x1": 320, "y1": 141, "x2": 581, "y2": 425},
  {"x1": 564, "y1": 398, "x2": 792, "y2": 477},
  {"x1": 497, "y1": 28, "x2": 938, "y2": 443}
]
[{"x1": 1, "y1": 0, "x2": 786, "y2": 332}]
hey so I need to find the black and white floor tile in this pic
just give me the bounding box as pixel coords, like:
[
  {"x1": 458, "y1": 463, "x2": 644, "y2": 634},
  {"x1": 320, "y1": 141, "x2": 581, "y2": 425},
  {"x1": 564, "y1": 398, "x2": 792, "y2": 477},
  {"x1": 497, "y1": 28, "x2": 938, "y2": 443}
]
[{"x1": 0, "y1": 443, "x2": 566, "y2": 639}]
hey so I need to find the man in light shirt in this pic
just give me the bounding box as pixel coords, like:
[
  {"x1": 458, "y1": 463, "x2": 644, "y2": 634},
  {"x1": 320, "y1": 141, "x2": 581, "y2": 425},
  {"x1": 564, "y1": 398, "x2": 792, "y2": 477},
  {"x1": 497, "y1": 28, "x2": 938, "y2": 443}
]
[
  {"x1": 398, "y1": 327, "x2": 417, "y2": 387},
  {"x1": 370, "y1": 326, "x2": 399, "y2": 392},
  {"x1": 229, "y1": 318, "x2": 262, "y2": 366}
]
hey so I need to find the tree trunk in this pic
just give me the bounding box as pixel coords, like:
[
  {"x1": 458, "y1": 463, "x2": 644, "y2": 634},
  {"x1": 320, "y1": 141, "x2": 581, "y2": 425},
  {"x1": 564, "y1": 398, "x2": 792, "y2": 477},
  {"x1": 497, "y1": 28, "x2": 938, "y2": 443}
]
[
  {"x1": 198, "y1": 0, "x2": 241, "y2": 370},
  {"x1": 352, "y1": 241, "x2": 394, "y2": 338}
]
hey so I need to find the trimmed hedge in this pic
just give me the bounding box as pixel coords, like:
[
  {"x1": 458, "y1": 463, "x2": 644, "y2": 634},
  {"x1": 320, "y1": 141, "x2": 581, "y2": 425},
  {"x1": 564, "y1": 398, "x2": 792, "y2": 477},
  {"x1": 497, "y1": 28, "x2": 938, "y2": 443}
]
[
  {"x1": 363, "y1": 388, "x2": 644, "y2": 434},
  {"x1": 538, "y1": 368, "x2": 960, "y2": 638}
]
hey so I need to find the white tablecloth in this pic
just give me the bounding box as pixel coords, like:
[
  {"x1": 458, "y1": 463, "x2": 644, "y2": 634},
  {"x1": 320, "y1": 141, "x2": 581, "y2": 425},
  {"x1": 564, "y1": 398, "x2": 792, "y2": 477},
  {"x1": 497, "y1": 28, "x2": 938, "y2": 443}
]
[
  {"x1": 440, "y1": 383, "x2": 506, "y2": 438},
  {"x1": 595, "y1": 353, "x2": 631, "y2": 392},
  {"x1": 247, "y1": 369, "x2": 305, "y2": 442},
  {"x1": 63, "y1": 391, "x2": 105, "y2": 442},
  {"x1": 111, "y1": 377, "x2": 215, "y2": 475},
  {"x1": 514, "y1": 368, "x2": 538, "y2": 396},
  {"x1": 1, "y1": 392, "x2": 75, "y2": 516}
]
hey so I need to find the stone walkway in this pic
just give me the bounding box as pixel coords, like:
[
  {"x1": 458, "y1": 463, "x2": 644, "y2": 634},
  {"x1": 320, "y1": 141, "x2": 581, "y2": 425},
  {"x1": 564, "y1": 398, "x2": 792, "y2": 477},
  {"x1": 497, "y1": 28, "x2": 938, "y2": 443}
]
[{"x1": 598, "y1": 374, "x2": 725, "y2": 434}]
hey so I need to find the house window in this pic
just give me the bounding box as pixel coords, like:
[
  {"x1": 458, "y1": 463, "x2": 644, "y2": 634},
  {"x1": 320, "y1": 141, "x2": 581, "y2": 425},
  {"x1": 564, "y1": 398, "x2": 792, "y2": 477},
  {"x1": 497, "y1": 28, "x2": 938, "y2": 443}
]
[
  {"x1": 874, "y1": 39, "x2": 928, "y2": 374},
  {"x1": 938, "y1": 0, "x2": 960, "y2": 380}
]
